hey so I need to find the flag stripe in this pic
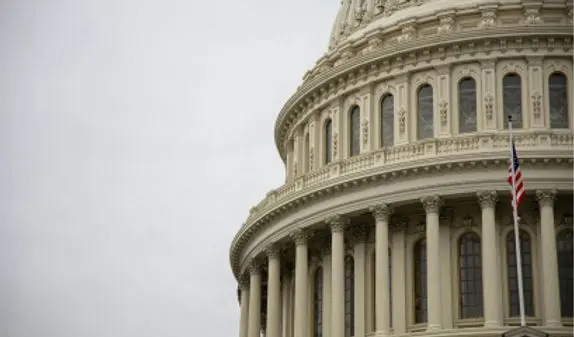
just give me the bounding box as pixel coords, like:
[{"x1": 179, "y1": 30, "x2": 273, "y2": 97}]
[{"x1": 507, "y1": 142, "x2": 525, "y2": 209}]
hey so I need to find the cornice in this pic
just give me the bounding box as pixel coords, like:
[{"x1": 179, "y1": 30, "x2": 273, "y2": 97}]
[
  {"x1": 229, "y1": 134, "x2": 573, "y2": 279},
  {"x1": 274, "y1": 25, "x2": 573, "y2": 161}
]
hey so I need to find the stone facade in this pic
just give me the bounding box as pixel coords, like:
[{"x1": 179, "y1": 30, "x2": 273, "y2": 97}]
[{"x1": 230, "y1": 1, "x2": 574, "y2": 337}]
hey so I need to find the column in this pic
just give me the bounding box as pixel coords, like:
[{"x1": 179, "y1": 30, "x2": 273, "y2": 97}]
[
  {"x1": 322, "y1": 245, "x2": 332, "y2": 337},
  {"x1": 370, "y1": 204, "x2": 392, "y2": 335},
  {"x1": 281, "y1": 272, "x2": 290, "y2": 337},
  {"x1": 477, "y1": 191, "x2": 502, "y2": 327},
  {"x1": 239, "y1": 278, "x2": 250, "y2": 337},
  {"x1": 327, "y1": 215, "x2": 347, "y2": 337},
  {"x1": 292, "y1": 229, "x2": 310, "y2": 337},
  {"x1": 267, "y1": 244, "x2": 282, "y2": 337},
  {"x1": 248, "y1": 262, "x2": 262, "y2": 337},
  {"x1": 353, "y1": 225, "x2": 367, "y2": 337},
  {"x1": 421, "y1": 196, "x2": 443, "y2": 331},
  {"x1": 537, "y1": 190, "x2": 562, "y2": 327}
]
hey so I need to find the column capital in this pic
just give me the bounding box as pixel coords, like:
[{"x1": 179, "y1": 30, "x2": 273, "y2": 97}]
[
  {"x1": 370, "y1": 203, "x2": 393, "y2": 222},
  {"x1": 239, "y1": 274, "x2": 250, "y2": 289},
  {"x1": 536, "y1": 189, "x2": 557, "y2": 207},
  {"x1": 266, "y1": 243, "x2": 281, "y2": 260},
  {"x1": 248, "y1": 259, "x2": 262, "y2": 276},
  {"x1": 326, "y1": 214, "x2": 349, "y2": 233},
  {"x1": 477, "y1": 191, "x2": 499, "y2": 209},
  {"x1": 290, "y1": 228, "x2": 311, "y2": 246},
  {"x1": 421, "y1": 196, "x2": 443, "y2": 214}
]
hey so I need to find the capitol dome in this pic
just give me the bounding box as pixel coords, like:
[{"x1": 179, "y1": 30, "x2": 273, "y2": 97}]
[{"x1": 230, "y1": 0, "x2": 574, "y2": 337}]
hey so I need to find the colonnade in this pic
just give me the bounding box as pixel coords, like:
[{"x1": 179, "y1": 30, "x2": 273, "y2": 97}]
[{"x1": 238, "y1": 190, "x2": 563, "y2": 337}]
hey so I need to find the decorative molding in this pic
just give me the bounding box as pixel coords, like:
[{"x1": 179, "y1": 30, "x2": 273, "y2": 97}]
[
  {"x1": 397, "y1": 22, "x2": 416, "y2": 43},
  {"x1": 362, "y1": 120, "x2": 369, "y2": 145},
  {"x1": 437, "y1": 15, "x2": 455, "y2": 34},
  {"x1": 478, "y1": 8, "x2": 497, "y2": 28},
  {"x1": 454, "y1": 215, "x2": 478, "y2": 229},
  {"x1": 439, "y1": 101, "x2": 448, "y2": 126},
  {"x1": 398, "y1": 108, "x2": 407, "y2": 135},
  {"x1": 522, "y1": 8, "x2": 543, "y2": 25},
  {"x1": 326, "y1": 214, "x2": 349, "y2": 233},
  {"x1": 531, "y1": 92, "x2": 542, "y2": 121},
  {"x1": 484, "y1": 94, "x2": 494, "y2": 121},
  {"x1": 266, "y1": 243, "x2": 281, "y2": 260},
  {"x1": 290, "y1": 228, "x2": 310, "y2": 246},
  {"x1": 333, "y1": 132, "x2": 339, "y2": 158}
]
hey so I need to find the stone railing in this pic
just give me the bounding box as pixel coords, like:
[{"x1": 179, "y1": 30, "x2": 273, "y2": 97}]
[{"x1": 244, "y1": 130, "x2": 573, "y2": 226}]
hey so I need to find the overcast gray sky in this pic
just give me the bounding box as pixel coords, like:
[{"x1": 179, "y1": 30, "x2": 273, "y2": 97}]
[{"x1": 0, "y1": 0, "x2": 338, "y2": 336}]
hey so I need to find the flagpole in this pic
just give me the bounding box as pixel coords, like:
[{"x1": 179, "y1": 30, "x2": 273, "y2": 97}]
[{"x1": 508, "y1": 115, "x2": 526, "y2": 327}]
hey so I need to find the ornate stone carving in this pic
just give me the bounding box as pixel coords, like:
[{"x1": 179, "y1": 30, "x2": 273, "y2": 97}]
[
  {"x1": 437, "y1": 16, "x2": 454, "y2": 34},
  {"x1": 421, "y1": 196, "x2": 443, "y2": 214},
  {"x1": 397, "y1": 23, "x2": 416, "y2": 43},
  {"x1": 484, "y1": 94, "x2": 494, "y2": 121},
  {"x1": 366, "y1": 36, "x2": 383, "y2": 54},
  {"x1": 531, "y1": 92, "x2": 542, "y2": 120},
  {"x1": 390, "y1": 215, "x2": 409, "y2": 232},
  {"x1": 477, "y1": 191, "x2": 498, "y2": 209},
  {"x1": 290, "y1": 228, "x2": 310, "y2": 246},
  {"x1": 293, "y1": 162, "x2": 298, "y2": 177},
  {"x1": 326, "y1": 214, "x2": 348, "y2": 233},
  {"x1": 362, "y1": 120, "x2": 369, "y2": 145},
  {"x1": 381, "y1": 0, "x2": 425, "y2": 17},
  {"x1": 309, "y1": 148, "x2": 314, "y2": 171},
  {"x1": 536, "y1": 189, "x2": 557, "y2": 207},
  {"x1": 266, "y1": 243, "x2": 281, "y2": 259},
  {"x1": 370, "y1": 203, "x2": 393, "y2": 222},
  {"x1": 248, "y1": 259, "x2": 262, "y2": 275},
  {"x1": 398, "y1": 108, "x2": 407, "y2": 134},
  {"x1": 333, "y1": 132, "x2": 339, "y2": 158},
  {"x1": 439, "y1": 101, "x2": 448, "y2": 126},
  {"x1": 239, "y1": 274, "x2": 250, "y2": 289},
  {"x1": 478, "y1": 9, "x2": 496, "y2": 28},
  {"x1": 354, "y1": 5, "x2": 366, "y2": 24},
  {"x1": 523, "y1": 8, "x2": 542, "y2": 25},
  {"x1": 455, "y1": 215, "x2": 477, "y2": 229}
]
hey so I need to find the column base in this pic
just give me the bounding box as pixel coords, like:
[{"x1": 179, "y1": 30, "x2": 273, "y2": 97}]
[
  {"x1": 544, "y1": 320, "x2": 563, "y2": 328},
  {"x1": 484, "y1": 320, "x2": 502, "y2": 328},
  {"x1": 373, "y1": 330, "x2": 392, "y2": 337},
  {"x1": 426, "y1": 324, "x2": 442, "y2": 332}
]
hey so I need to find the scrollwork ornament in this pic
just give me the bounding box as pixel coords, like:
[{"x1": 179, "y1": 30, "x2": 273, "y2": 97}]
[
  {"x1": 266, "y1": 243, "x2": 281, "y2": 260},
  {"x1": 398, "y1": 108, "x2": 407, "y2": 134},
  {"x1": 333, "y1": 132, "x2": 339, "y2": 158},
  {"x1": 362, "y1": 120, "x2": 369, "y2": 145},
  {"x1": 370, "y1": 203, "x2": 393, "y2": 222},
  {"x1": 437, "y1": 16, "x2": 454, "y2": 34},
  {"x1": 523, "y1": 8, "x2": 543, "y2": 25},
  {"x1": 309, "y1": 148, "x2": 314, "y2": 171},
  {"x1": 484, "y1": 94, "x2": 494, "y2": 121},
  {"x1": 478, "y1": 9, "x2": 496, "y2": 28},
  {"x1": 248, "y1": 259, "x2": 262, "y2": 276},
  {"x1": 531, "y1": 92, "x2": 542, "y2": 120},
  {"x1": 439, "y1": 101, "x2": 448, "y2": 126},
  {"x1": 536, "y1": 189, "x2": 557, "y2": 208},
  {"x1": 477, "y1": 191, "x2": 498, "y2": 209},
  {"x1": 421, "y1": 196, "x2": 443, "y2": 214}
]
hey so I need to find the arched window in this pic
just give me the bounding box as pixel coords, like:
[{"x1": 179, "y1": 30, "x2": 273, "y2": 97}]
[
  {"x1": 381, "y1": 94, "x2": 394, "y2": 147},
  {"x1": 557, "y1": 228, "x2": 573, "y2": 317},
  {"x1": 314, "y1": 267, "x2": 324, "y2": 337},
  {"x1": 350, "y1": 106, "x2": 361, "y2": 157},
  {"x1": 414, "y1": 238, "x2": 427, "y2": 323},
  {"x1": 345, "y1": 255, "x2": 355, "y2": 337},
  {"x1": 324, "y1": 119, "x2": 333, "y2": 164},
  {"x1": 506, "y1": 230, "x2": 534, "y2": 316},
  {"x1": 549, "y1": 72, "x2": 569, "y2": 129},
  {"x1": 458, "y1": 77, "x2": 477, "y2": 133},
  {"x1": 417, "y1": 85, "x2": 434, "y2": 140},
  {"x1": 459, "y1": 232, "x2": 483, "y2": 319},
  {"x1": 503, "y1": 74, "x2": 523, "y2": 129},
  {"x1": 304, "y1": 132, "x2": 310, "y2": 173}
]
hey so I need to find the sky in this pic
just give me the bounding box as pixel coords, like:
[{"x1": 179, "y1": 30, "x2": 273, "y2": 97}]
[{"x1": 0, "y1": 0, "x2": 338, "y2": 336}]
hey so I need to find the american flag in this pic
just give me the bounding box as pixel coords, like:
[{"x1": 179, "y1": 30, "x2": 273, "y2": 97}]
[{"x1": 507, "y1": 141, "x2": 525, "y2": 209}]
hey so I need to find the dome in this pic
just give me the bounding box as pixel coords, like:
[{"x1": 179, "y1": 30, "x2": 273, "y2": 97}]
[{"x1": 231, "y1": 1, "x2": 574, "y2": 337}]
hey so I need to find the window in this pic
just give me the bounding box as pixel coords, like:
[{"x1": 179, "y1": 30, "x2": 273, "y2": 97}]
[
  {"x1": 503, "y1": 74, "x2": 523, "y2": 129},
  {"x1": 381, "y1": 95, "x2": 394, "y2": 146},
  {"x1": 325, "y1": 119, "x2": 333, "y2": 164},
  {"x1": 414, "y1": 238, "x2": 427, "y2": 323},
  {"x1": 549, "y1": 72, "x2": 569, "y2": 129},
  {"x1": 350, "y1": 106, "x2": 361, "y2": 157},
  {"x1": 417, "y1": 85, "x2": 434, "y2": 140},
  {"x1": 304, "y1": 133, "x2": 310, "y2": 172},
  {"x1": 557, "y1": 228, "x2": 573, "y2": 317},
  {"x1": 345, "y1": 255, "x2": 355, "y2": 337},
  {"x1": 459, "y1": 232, "x2": 483, "y2": 319},
  {"x1": 458, "y1": 77, "x2": 477, "y2": 133},
  {"x1": 314, "y1": 267, "x2": 324, "y2": 337},
  {"x1": 506, "y1": 230, "x2": 534, "y2": 316}
]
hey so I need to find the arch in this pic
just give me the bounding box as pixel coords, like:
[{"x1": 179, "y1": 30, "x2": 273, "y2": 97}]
[
  {"x1": 548, "y1": 72, "x2": 569, "y2": 129},
  {"x1": 324, "y1": 118, "x2": 333, "y2": 164},
  {"x1": 458, "y1": 231, "x2": 483, "y2": 319},
  {"x1": 345, "y1": 255, "x2": 355, "y2": 337},
  {"x1": 557, "y1": 228, "x2": 573, "y2": 317},
  {"x1": 417, "y1": 84, "x2": 434, "y2": 140},
  {"x1": 349, "y1": 106, "x2": 361, "y2": 157},
  {"x1": 502, "y1": 73, "x2": 523, "y2": 129},
  {"x1": 413, "y1": 238, "x2": 427, "y2": 323},
  {"x1": 314, "y1": 267, "x2": 324, "y2": 337},
  {"x1": 458, "y1": 77, "x2": 477, "y2": 133},
  {"x1": 380, "y1": 94, "x2": 395, "y2": 147},
  {"x1": 506, "y1": 229, "x2": 534, "y2": 317}
]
